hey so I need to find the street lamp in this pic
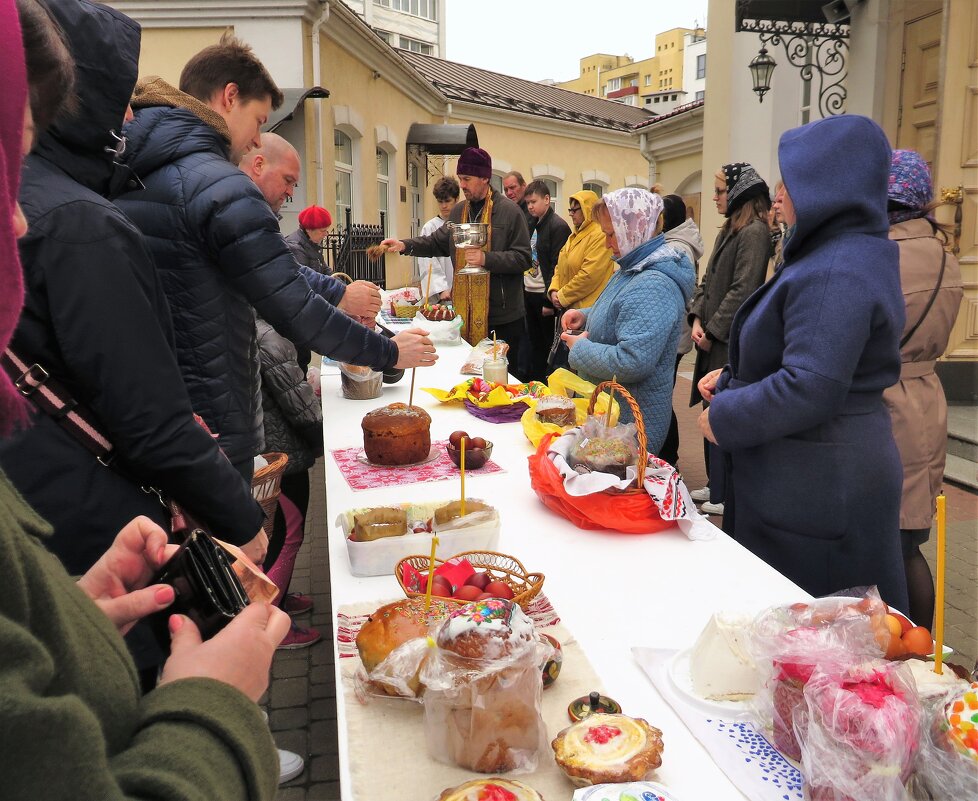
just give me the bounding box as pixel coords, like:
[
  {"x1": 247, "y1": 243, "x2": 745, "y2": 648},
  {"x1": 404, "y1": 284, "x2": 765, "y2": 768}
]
[{"x1": 749, "y1": 45, "x2": 777, "y2": 103}]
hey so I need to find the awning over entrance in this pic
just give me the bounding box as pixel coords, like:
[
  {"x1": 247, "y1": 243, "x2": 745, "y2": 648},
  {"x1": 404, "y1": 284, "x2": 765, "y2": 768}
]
[
  {"x1": 405, "y1": 123, "x2": 479, "y2": 155},
  {"x1": 264, "y1": 87, "x2": 330, "y2": 133},
  {"x1": 735, "y1": 0, "x2": 859, "y2": 29}
]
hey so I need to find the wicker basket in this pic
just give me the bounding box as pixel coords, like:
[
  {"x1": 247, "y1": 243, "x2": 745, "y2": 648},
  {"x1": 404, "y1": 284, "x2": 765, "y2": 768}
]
[
  {"x1": 585, "y1": 380, "x2": 648, "y2": 492},
  {"x1": 392, "y1": 301, "x2": 421, "y2": 319},
  {"x1": 395, "y1": 550, "x2": 545, "y2": 610},
  {"x1": 251, "y1": 452, "x2": 289, "y2": 522}
]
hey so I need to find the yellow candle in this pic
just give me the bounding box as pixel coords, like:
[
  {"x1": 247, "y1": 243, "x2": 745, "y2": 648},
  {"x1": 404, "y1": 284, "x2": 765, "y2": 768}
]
[
  {"x1": 933, "y1": 493, "x2": 946, "y2": 674},
  {"x1": 424, "y1": 265, "x2": 433, "y2": 304},
  {"x1": 492, "y1": 330, "x2": 498, "y2": 361},
  {"x1": 423, "y1": 534, "x2": 440, "y2": 612},
  {"x1": 460, "y1": 437, "x2": 466, "y2": 517},
  {"x1": 605, "y1": 375, "x2": 617, "y2": 429}
]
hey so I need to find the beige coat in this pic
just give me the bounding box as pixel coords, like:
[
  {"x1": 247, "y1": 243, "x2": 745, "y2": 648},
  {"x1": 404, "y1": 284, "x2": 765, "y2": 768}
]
[{"x1": 883, "y1": 218, "x2": 963, "y2": 530}]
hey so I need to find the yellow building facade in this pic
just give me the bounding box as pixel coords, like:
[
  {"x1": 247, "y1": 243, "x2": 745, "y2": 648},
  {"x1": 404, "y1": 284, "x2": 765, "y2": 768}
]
[{"x1": 556, "y1": 28, "x2": 698, "y2": 108}]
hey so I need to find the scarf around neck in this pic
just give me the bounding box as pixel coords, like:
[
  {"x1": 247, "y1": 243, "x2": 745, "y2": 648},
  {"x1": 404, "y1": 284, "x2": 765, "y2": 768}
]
[{"x1": 0, "y1": 0, "x2": 29, "y2": 435}]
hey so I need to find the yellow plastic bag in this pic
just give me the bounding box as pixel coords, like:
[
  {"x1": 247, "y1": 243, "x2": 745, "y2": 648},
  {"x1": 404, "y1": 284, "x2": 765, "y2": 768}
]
[
  {"x1": 520, "y1": 369, "x2": 620, "y2": 447},
  {"x1": 422, "y1": 378, "x2": 549, "y2": 409}
]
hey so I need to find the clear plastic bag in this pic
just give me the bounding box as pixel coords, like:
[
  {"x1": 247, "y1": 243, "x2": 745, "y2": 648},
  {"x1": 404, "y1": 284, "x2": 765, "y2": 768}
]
[
  {"x1": 461, "y1": 338, "x2": 509, "y2": 375},
  {"x1": 570, "y1": 416, "x2": 639, "y2": 480},
  {"x1": 412, "y1": 311, "x2": 463, "y2": 344},
  {"x1": 796, "y1": 661, "x2": 920, "y2": 801},
  {"x1": 748, "y1": 591, "x2": 886, "y2": 760},
  {"x1": 354, "y1": 636, "x2": 430, "y2": 701},
  {"x1": 420, "y1": 605, "x2": 553, "y2": 774},
  {"x1": 339, "y1": 362, "x2": 383, "y2": 400},
  {"x1": 912, "y1": 681, "x2": 978, "y2": 799}
]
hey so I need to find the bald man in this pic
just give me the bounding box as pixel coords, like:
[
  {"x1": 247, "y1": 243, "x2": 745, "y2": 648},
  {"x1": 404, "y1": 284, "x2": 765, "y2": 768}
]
[{"x1": 239, "y1": 132, "x2": 301, "y2": 214}]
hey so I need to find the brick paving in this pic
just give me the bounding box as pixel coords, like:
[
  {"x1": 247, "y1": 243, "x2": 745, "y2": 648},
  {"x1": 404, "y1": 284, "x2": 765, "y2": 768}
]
[{"x1": 269, "y1": 356, "x2": 976, "y2": 799}]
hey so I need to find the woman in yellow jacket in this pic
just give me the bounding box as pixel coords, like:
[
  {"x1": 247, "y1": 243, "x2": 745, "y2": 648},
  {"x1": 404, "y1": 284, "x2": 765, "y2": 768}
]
[{"x1": 548, "y1": 190, "x2": 615, "y2": 310}]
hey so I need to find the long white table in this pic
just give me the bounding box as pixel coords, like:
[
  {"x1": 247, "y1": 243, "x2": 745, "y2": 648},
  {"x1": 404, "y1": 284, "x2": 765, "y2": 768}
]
[{"x1": 321, "y1": 341, "x2": 808, "y2": 800}]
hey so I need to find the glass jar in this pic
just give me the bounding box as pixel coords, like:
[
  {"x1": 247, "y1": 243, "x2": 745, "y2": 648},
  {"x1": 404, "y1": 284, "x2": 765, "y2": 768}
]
[{"x1": 482, "y1": 356, "x2": 509, "y2": 385}]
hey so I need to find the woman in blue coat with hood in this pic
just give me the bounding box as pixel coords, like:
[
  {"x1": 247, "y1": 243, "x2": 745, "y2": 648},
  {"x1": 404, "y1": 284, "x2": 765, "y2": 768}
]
[
  {"x1": 561, "y1": 189, "x2": 695, "y2": 455},
  {"x1": 699, "y1": 115, "x2": 909, "y2": 611}
]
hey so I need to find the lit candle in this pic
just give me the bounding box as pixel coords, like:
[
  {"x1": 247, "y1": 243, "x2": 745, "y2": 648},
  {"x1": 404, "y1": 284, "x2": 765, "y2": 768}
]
[
  {"x1": 459, "y1": 437, "x2": 466, "y2": 517},
  {"x1": 933, "y1": 493, "x2": 946, "y2": 674},
  {"x1": 423, "y1": 534, "x2": 440, "y2": 612}
]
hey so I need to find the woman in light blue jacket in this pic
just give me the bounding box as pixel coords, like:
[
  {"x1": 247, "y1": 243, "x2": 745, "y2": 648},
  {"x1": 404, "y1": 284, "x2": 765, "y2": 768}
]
[{"x1": 561, "y1": 189, "x2": 695, "y2": 454}]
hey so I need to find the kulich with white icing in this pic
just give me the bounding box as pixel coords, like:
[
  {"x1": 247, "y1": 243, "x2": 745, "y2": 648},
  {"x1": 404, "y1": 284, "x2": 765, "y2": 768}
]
[
  {"x1": 437, "y1": 778, "x2": 544, "y2": 801},
  {"x1": 552, "y1": 713, "x2": 664, "y2": 787},
  {"x1": 689, "y1": 611, "x2": 759, "y2": 701},
  {"x1": 437, "y1": 598, "x2": 535, "y2": 662}
]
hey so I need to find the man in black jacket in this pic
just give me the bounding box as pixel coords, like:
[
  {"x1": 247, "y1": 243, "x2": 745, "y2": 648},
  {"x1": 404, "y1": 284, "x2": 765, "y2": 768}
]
[
  {"x1": 115, "y1": 36, "x2": 435, "y2": 478},
  {"x1": 0, "y1": 0, "x2": 268, "y2": 574},
  {"x1": 382, "y1": 147, "x2": 530, "y2": 376},
  {"x1": 523, "y1": 180, "x2": 571, "y2": 382}
]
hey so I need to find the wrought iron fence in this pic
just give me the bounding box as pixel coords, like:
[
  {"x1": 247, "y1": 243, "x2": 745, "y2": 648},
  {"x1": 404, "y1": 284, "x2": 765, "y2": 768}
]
[{"x1": 322, "y1": 223, "x2": 387, "y2": 287}]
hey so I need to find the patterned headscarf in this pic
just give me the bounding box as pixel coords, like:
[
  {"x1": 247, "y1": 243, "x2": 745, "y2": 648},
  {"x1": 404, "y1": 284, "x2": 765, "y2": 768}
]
[
  {"x1": 722, "y1": 162, "x2": 770, "y2": 218},
  {"x1": 0, "y1": 0, "x2": 29, "y2": 436},
  {"x1": 887, "y1": 149, "x2": 932, "y2": 225},
  {"x1": 603, "y1": 188, "x2": 664, "y2": 259}
]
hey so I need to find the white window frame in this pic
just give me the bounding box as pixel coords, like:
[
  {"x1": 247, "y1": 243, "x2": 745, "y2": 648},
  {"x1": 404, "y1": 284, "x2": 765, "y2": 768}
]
[
  {"x1": 376, "y1": 146, "x2": 393, "y2": 237},
  {"x1": 334, "y1": 128, "x2": 357, "y2": 229}
]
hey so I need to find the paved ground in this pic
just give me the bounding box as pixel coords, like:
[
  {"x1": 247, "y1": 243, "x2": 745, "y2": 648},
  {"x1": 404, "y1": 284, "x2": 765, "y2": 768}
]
[{"x1": 268, "y1": 359, "x2": 977, "y2": 799}]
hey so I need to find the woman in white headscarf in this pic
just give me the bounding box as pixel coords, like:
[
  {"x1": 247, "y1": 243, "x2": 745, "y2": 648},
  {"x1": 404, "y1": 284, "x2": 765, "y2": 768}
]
[{"x1": 561, "y1": 189, "x2": 695, "y2": 454}]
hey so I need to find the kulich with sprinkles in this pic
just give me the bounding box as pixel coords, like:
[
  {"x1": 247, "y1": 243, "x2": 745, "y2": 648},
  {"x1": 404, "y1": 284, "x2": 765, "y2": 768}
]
[
  {"x1": 355, "y1": 597, "x2": 453, "y2": 696},
  {"x1": 944, "y1": 681, "x2": 978, "y2": 762}
]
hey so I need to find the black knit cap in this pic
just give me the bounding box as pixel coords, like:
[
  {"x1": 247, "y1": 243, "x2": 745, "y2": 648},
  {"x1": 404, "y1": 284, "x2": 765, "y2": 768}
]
[
  {"x1": 661, "y1": 194, "x2": 687, "y2": 232},
  {"x1": 722, "y1": 162, "x2": 770, "y2": 218}
]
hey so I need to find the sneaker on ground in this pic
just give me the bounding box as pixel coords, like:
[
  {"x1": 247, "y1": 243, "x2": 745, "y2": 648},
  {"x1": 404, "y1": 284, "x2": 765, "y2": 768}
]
[
  {"x1": 700, "y1": 501, "x2": 725, "y2": 516},
  {"x1": 283, "y1": 592, "x2": 314, "y2": 615},
  {"x1": 689, "y1": 486, "x2": 712, "y2": 502},
  {"x1": 278, "y1": 749, "x2": 305, "y2": 784},
  {"x1": 277, "y1": 622, "x2": 322, "y2": 650}
]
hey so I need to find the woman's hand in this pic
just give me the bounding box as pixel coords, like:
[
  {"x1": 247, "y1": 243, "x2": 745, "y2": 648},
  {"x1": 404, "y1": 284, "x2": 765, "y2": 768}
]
[
  {"x1": 698, "y1": 407, "x2": 718, "y2": 445},
  {"x1": 549, "y1": 290, "x2": 563, "y2": 310},
  {"x1": 158, "y1": 603, "x2": 291, "y2": 702},
  {"x1": 691, "y1": 318, "x2": 711, "y2": 352},
  {"x1": 240, "y1": 527, "x2": 268, "y2": 566},
  {"x1": 77, "y1": 516, "x2": 179, "y2": 635},
  {"x1": 561, "y1": 309, "x2": 586, "y2": 332},
  {"x1": 560, "y1": 330, "x2": 589, "y2": 350},
  {"x1": 697, "y1": 368, "x2": 724, "y2": 403}
]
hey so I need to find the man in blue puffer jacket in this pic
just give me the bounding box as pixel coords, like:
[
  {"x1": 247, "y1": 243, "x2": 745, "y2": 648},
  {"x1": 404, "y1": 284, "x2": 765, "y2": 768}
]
[{"x1": 115, "y1": 35, "x2": 436, "y2": 475}]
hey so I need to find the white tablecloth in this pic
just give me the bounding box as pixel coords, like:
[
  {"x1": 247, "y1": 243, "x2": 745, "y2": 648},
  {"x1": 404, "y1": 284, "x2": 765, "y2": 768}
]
[{"x1": 321, "y1": 340, "x2": 810, "y2": 801}]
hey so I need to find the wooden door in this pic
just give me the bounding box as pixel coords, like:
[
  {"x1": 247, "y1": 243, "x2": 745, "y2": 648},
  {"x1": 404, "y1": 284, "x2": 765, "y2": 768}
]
[
  {"x1": 933, "y1": 0, "x2": 977, "y2": 370},
  {"x1": 897, "y1": 7, "x2": 942, "y2": 166}
]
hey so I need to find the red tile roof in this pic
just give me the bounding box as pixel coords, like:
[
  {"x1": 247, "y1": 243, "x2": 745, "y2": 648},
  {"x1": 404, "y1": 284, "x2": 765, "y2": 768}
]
[{"x1": 400, "y1": 51, "x2": 655, "y2": 133}]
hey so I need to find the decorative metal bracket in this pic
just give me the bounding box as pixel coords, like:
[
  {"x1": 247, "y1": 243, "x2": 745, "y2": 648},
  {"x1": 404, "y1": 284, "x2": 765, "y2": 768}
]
[{"x1": 736, "y1": 1, "x2": 850, "y2": 117}]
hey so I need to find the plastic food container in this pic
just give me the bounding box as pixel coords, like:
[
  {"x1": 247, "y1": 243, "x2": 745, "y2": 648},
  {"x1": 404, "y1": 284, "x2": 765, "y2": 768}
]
[{"x1": 338, "y1": 500, "x2": 500, "y2": 577}]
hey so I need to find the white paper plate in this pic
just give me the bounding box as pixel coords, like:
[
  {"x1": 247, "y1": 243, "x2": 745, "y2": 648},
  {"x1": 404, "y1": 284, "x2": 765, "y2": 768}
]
[
  {"x1": 356, "y1": 446, "x2": 439, "y2": 468},
  {"x1": 573, "y1": 781, "x2": 681, "y2": 801},
  {"x1": 666, "y1": 648, "x2": 753, "y2": 718}
]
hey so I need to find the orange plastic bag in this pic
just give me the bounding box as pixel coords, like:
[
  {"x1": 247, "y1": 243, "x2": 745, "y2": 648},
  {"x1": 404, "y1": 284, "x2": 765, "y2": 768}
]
[{"x1": 527, "y1": 434, "x2": 673, "y2": 535}]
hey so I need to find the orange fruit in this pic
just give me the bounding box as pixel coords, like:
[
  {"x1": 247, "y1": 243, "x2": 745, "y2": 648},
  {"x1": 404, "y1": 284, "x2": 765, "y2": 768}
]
[
  {"x1": 884, "y1": 631, "x2": 907, "y2": 660},
  {"x1": 890, "y1": 612, "x2": 913, "y2": 635},
  {"x1": 884, "y1": 614, "x2": 903, "y2": 639},
  {"x1": 902, "y1": 626, "x2": 934, "y2": 656}
]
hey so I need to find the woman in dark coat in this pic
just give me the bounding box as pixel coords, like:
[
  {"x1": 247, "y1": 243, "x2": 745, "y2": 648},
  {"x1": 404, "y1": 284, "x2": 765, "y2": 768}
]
[
  {"x1": 687, "y1": 163, "x2": 771, "y2": 511},
  {"x1": 700, "y1": 115, "x2": 909, "y2": 611},
  {"x1": 285, "y1": 205, "x2": 331, "y2": 274}
]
